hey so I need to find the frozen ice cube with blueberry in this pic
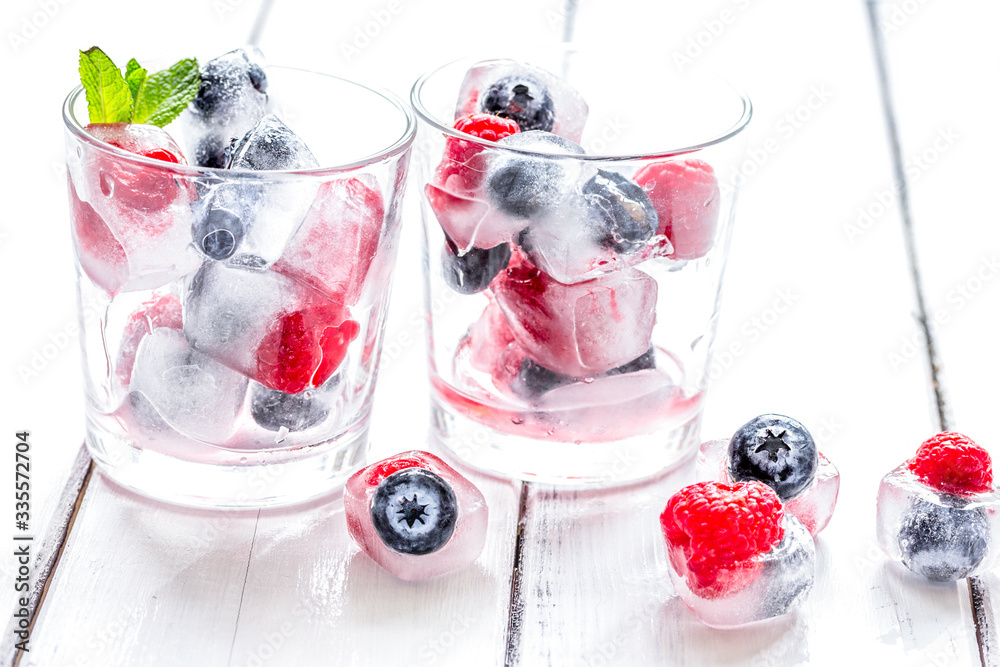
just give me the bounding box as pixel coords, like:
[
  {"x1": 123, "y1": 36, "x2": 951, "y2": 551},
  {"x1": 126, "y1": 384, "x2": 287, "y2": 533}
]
[
  {"x1": 493, "y1": 260, "x2": 657, "y2": 377},
  {"x1": 249, "y1": 374, "x2": 341, "y2": 434},
  {"x1": 128, "y1": 328, "x2": 248, "y2": 443},
  {"x1": 877, "y1": 432, "x2": 999, "y2": 582},
  {"x1": 456, "y1": 60, "x2": 589, "y2": 142},
  {"x1": 183, "y1": 47, "x2": 269, "y2": 169},
  {"x1": 696, "y1": 414, "x2": 840, "y2": 536},
  {"x1": 661, "y1": 480, "x2": 815, "y2": 628},
  {"x1": 344, "y1": 451, "x2": 488, "y2": 580},
  {"x1": 192, "y1": 114, "x2": 319, "y2": 270},
  {"x1": 182, "y1": 261, "x2": 359, "y2": 394}
]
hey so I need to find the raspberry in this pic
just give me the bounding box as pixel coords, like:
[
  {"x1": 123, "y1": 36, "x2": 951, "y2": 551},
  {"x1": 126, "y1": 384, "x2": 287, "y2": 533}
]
[
  {"x1": 908, "y1": 432, "x2": 993, "y2": 496},
  {"x1": 660, "y1": 481, "x2": 785, "y2": 598},
  {"x1": 255, "y1": 304, "x2": 360, "y2": 394},
  {"x1": 435, "y1": 113, "x2": 520, "y2": 193},
  {"x1": 362, "y1": 451, "x2": 440, "y2": 487},
  {"x1": 86, "y1": 123, "x2": 189, "y2": 212},
  {"x1": 633, "y1": 159, "x2": 720, "y2": 260}
]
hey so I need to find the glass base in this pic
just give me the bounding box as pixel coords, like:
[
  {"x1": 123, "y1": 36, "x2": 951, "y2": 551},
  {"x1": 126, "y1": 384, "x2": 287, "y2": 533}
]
[
  {"x1": 86, "y1": 415, "x2": 368, "y2": 508},
  {"x1": 431, "y1": 395, "x2": 702, "y2": 486}
]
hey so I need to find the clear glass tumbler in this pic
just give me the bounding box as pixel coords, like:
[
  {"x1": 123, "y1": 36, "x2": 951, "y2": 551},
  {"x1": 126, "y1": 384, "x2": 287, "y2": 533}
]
[
  {"x1": 63, "y1": 67, "x2": 415, "y2": 507},
  {"x1": 411, "y1": 51, "x2": 751, "y2": 485}
]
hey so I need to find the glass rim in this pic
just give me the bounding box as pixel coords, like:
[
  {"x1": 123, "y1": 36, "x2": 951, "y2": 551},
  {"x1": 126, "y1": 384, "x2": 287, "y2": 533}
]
[
  {"x1": 63, "y1": 65, "x2": 418, "y2": 176},
  {"x1": 410, "y1": 56, "x2": 753, "y2": 162}
]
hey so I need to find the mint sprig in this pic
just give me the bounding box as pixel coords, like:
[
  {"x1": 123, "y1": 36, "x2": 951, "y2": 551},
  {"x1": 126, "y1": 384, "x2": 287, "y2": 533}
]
[{"x1": 78, "y1": 47, "x2": 200, "y2": 128}]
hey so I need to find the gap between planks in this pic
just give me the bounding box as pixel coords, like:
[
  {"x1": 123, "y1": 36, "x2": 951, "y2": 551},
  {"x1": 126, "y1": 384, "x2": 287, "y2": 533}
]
[
  {"x1": 864, "y1": 1, "x2": 993, "y2": 665},
  {"x1": 2, "y1": 446, "x2": 93, "y2": 667}
]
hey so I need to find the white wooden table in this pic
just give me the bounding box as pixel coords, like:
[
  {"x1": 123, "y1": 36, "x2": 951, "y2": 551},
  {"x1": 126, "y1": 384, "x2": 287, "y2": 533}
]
[{"x1": 2, "y1": 0, "x2": 998, "y2": 664}]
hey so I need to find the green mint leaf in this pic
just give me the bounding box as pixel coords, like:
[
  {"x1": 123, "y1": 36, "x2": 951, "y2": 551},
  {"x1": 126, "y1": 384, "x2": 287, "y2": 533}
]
[
  {"x1": 124, "y1": 58, "x2": 147, "y2": 107},
  {"x1": 133, "y1": 58, "x2": 200, "y2": 128},
  {"x1": 78, "y1": 47, "x2": 132, "y2": 124}
]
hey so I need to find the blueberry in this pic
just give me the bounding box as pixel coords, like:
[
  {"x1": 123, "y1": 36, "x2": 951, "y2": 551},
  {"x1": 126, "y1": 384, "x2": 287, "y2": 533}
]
[
  {"x1": 514, "y1": 348, "x2": 656, "y2": 399},
  {"x1": 485, "y1": 131, "x2": 584, "y2": 219},
  {"x1": 193, "y1": 206, "x2": 244, "y2": 260},
  {"x1": 728, "y1": 414, "x2": 818, "y2": 501},
  {"x1": 249, "y1": 378, "x2": 338, "y2": 432},
  {"x1": 898, "y1": 498, "x2": 989, "y2": 582},
  {"x1": 605, "y1": 347, "x2": 656, "y2": 376},
  {"x1": 192, "y1": 48, "x2": 267, "y2": 117},
  {"x1": 582, "y1": 170, "x2": 658, "y2": 254},
  {"x1": 371, "y1": 468, "x2": 458, "y2": 555},
  {"x1": 760, "y1": 517, "x2": 815, "y2": 616},
  {"x1": 514, "y1": 358, "x2": 576, "y2": 399},
  {"x1": 194, "y1": 138, "x2": 230, "y2": 170},
  {"x1": 442, "y1": 239, "x2": 511, "y2": 295},
  {"x1": 480, "y1": 75, "x2": 555, "y2": 132}
]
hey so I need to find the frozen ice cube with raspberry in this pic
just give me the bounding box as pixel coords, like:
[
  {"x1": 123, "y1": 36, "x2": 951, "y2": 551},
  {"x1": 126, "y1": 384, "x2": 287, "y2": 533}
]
[
  {"x1": 344, "y1": 451, "x2": 488, "y2": 580},
  {"x1": 697, "y1": 414, "x2": 840, "y2": 536},
  {"x1": 493, "y1": 261, "x2": 657, "y2": 377},
  {"x1": 634, "y1": 159, "x2": 721, "y2": 261},
  {"x1": 456, "y1": 60, "x2": 588, "y2": 142},
  {"x1": 272, "y1": 175, "x2": 385, "y2": 307},
  {"x1": 182, "y1": 47, "x2": 269, "y2": 169},
  {"x1": 661, "y1": 481, "x2": 815, "y2": 627},
  {"x1": 877, "y1": 432, "x2": 1000, "y2": 582},
  {"x1": 115, "y1": 291, "x2": 183, "y2": 388},
  {"x1": 128, "y1": 328, "x2": 248, "y2": 444},
  {"x1": 192, "y1": 114, "x2": 318, "y2": 270},
  {"x1": 182, "y1": 261, "x2": 359, "y2": 394},
  {"x1": 70, "y1": 124, "x2": 201, "y2": 294}
]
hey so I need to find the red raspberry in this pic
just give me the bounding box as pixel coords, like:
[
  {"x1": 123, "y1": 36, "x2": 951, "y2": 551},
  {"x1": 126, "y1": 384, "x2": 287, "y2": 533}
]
[
  {"x1": 633, "y1": 159, "x2": 720, "y2": 260},
  {"x1": 660, "y1": 481, "x2": 785, "y2": 598},
  {"x1": 86, "y1": 123, "x2": 189, "y2": 212},
  {"x1": 362, "y1": 451, "x2": 441, "y2": 487},
  {"x1": 68, "y1": 179, "x2": 128, "y2": 294},
  {"x1": 255, "y1": 304, "x2": 360, "y2": 394},
  {"x1": 434, "y1": 113, "x2": 520, "y2": 193},
  {"x1": 908, "y1": 432, "x2": 993, "y2": 495}
]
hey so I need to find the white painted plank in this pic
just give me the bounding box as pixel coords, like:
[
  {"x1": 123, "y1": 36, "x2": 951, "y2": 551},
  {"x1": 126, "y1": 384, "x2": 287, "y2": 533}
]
[
  {"x1": 515, "y1": 0, "x2": 982, "y2": 664},
  {"x1": 872, "y1": 0, "x2": 1000, "y2": 662},
  {"x1": 0, "y1": 0, "x2": 262, "y2": 652}
]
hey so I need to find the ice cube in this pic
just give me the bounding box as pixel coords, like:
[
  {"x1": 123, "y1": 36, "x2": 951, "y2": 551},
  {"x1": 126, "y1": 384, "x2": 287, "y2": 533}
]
[
  {"x1": 249, "y1": 374, "x2": 340, "y2": 433},
  {"x1": 182, "y1": 261, "x2": 359, "y2": 394},
  {"x1": 115, "y1": 292, "x2": 183, "y2": 387},
  {"x1": 696, "y1": 438, "x2": 840, "y2": 537},
  {"x1": 272, "y1": 175, "x2": 384, "y2": 307},
  {"x1": 344, "y1": 451, "x2": 488, "y2": 580},
  {"x1": 70, "y1": 125, "x2": 201, "y2": 294},
  {"x1": 456, "y1": 60, "x2": 589, "y2": 142},
  {"x1": 493, "y1": 261, "x2": 657, "y2": 377},
  {"x1": 634, "y1": 159, "x2": 721, "y2": 260},
  {"x1": 424, "y1": 182, "x2": 524, "y2": 252},
  {"x1": 464, "y1": 299, "x2": 516, "y2": 374},
  {"x1": 667, "y1": 513, "x2": 815, "y2": 628},
  {"x1": 484, "y1": 131, "x2": 585, "y2": 220},
  {"x1": 192, "y1": 115, "x2": 319, "y2": 270},
  {"x1": 877, "y1": 463, "x2": 1000, "y2": 581},
  {"x1": 183, "y1": 47, "x2": 269, "y2": 169},
  {"x1": 128, "y1": 328, "x2": 248, "y2": 443}
]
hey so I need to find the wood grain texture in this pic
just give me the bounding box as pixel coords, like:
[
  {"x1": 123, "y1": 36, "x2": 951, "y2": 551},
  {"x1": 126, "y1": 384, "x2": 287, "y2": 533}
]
[
  {"x1": 870, "y1": 1, "x2": 1000, "y2": 664},
  {"x1": 512, "y1": 0, "x2": 985, "y2": 664}
]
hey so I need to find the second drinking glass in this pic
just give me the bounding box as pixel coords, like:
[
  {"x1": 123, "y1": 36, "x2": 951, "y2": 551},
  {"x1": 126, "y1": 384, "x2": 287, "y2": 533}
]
[{"x1": 411, "y1": 50, "x2": 751, "y2": 484}]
